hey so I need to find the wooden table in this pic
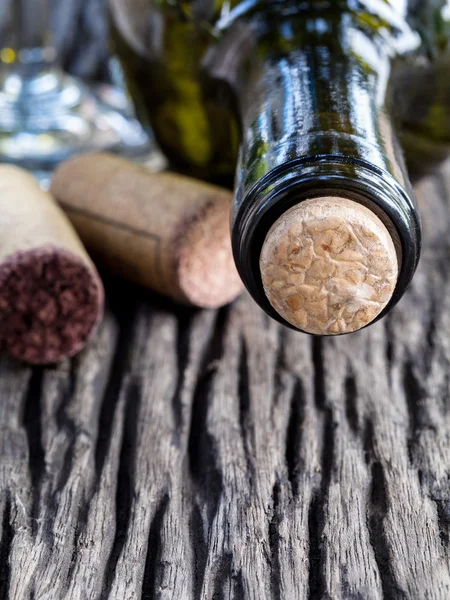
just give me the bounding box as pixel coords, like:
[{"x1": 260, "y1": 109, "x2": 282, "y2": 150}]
[{"x1": 0, "y1": 162, "x2": 450, "y2": 599}]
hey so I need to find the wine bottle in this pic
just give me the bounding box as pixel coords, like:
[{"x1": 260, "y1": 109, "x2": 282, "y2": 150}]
[{"x1": 108, "y1": 0, "x2": 449, "y2": 335}]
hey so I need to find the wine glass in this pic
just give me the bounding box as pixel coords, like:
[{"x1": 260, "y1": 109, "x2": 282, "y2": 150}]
[{"x1": 0, "y1": 0, "x2": 153, "y2": 187}]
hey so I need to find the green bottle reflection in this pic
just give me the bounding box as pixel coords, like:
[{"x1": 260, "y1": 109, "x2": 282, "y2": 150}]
[
  {"x1": 391, "y1": 2, "x2": 450, "y2": 175},
  {"x1": 109, "y1": 0, "x2": 450, "y2": 181}
]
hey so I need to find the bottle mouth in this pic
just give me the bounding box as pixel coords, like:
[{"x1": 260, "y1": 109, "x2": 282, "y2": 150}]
[
  {"x1": 231, "y1": 155, "x2": 421, "y2": 335},
  {"x1": 260, "y1": 196, "x2": 400, "y2": 335}
]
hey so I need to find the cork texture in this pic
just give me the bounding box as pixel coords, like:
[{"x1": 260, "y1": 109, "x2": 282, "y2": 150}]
[
  {"x1": 260, "y1": 197, "x2": 399, "y2": 335},
  {"x1": 178, "y1": 198, "x2": 243, "y2": 307},
  {"x1": 0, "y1": 247, "x2": 103, "y2": 364},
  {"x1": 0, "y1": 166, "x2": 98, "y2": 265},
  {"x1": 0, "y1": 166, "x2": 104, "y2": 363},
  {"x1": 51, "y1": 153, "x2": 243, "y2": 308}
]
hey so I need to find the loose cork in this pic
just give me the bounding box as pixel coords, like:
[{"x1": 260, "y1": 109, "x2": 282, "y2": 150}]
[
  {"x1": 51, "y1": 153, "x2": 243, "y2": 308},
  {"x1": 0, "y1": 166, "x2": 104, "y2": 364},
  {"x1": 260, "y1": 197, "x2": 399, "y2": 335}
]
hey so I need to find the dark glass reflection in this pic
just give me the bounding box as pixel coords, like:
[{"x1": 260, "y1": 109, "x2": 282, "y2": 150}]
[{"x1": 109, "y1": 0, "x2": 450, "y2": 182}]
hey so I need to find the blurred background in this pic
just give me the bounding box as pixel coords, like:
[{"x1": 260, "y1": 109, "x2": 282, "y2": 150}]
[
  {"x1": 0, "y1": 0, "x2": 110, "y2": 85},
  {"x1": 0, "y1": 0, "x2": 155, "y2": 188}
]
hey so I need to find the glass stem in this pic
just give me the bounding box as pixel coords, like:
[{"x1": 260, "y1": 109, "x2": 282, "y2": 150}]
[
  {"x1": 10, "y1": 0, "x2": 56, "y2": 83},
  {"x1": 13, "y1": 0, "x2": 50, "y2": 51}
]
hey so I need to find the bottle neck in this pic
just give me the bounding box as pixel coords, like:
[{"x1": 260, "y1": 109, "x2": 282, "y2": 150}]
[
  {"x1": 229, "y1": 7, "x2": 421, "y2": 327},
  {"x1": 235, "y1": 9, "x2": 410, "y2": 200}
]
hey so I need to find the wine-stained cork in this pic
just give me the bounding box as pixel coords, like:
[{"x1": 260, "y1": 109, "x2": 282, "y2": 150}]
[
  {"x1": 51, "y1": 153, "x2": 243, "y2": 308},
  {"x1": 260, "y1": 197, "x2": 399, "y2": 335},
  {"x1": 0, "y1": 166, "x2": 104, "y2": 364}
]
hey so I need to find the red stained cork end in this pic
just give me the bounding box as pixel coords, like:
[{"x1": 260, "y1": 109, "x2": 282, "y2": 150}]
[{"x1": 0, "y1": 246, "x2": 104, "y2": 364}]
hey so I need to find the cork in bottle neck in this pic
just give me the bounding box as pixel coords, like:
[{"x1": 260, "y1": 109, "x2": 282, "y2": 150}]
[{"x1": 260, "y1": 197, "x2": 400, "y2": 335}]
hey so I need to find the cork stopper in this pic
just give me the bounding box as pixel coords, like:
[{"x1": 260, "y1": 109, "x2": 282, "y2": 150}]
[
  {"x1": 177, "y1": 198, "x2": 244, "y2": 308},
  {"x1": 51, "y1": 153, "x2": 243, "y2": 309},
  {"x1": 260, "y1": 197, "x2": 399, "y2": 335},
  {"x1": 0, "y1": 166, "x2": 104, "y2": 364}
]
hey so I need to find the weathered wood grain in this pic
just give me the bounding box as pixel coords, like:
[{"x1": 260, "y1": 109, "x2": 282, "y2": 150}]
[{"x1": 0, "y1": 161, "x2": 449, "y2": 599}]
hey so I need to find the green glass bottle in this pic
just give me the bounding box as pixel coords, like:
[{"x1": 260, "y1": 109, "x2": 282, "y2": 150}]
[
  {"x1": 108, "y1": 0, "x2": 449, "y2": 335},
  {"x1": 391, "y1": 1, "x2": 450, "y2": 175}
]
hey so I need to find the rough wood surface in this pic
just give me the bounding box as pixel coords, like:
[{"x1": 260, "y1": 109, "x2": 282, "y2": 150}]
[{"x1": 0, "y1": 160, "x2": 448, "y2": 599}]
